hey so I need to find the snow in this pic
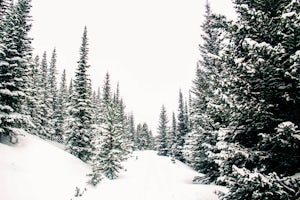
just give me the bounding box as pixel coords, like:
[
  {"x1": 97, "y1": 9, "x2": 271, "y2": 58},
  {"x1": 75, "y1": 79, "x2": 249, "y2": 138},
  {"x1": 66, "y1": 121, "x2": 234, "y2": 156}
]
[
  {"x1": 81, "y1": 151, "x2": 226, "y2": 200},
  {"x1": 0, "y1": 134, "x2": 226, "y2": 200},
  {"x1": 282, "y1": 11, "x2": 296, "y2": 18},
  {"x1": 0, "y1": 133, "x2": 90, "y2": 200}
]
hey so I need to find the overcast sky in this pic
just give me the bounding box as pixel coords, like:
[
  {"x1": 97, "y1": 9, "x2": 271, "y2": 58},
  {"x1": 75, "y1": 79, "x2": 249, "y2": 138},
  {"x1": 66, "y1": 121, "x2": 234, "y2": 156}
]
[{"x1": 30, "y1": 0, "x2": 236, "y2": 133}]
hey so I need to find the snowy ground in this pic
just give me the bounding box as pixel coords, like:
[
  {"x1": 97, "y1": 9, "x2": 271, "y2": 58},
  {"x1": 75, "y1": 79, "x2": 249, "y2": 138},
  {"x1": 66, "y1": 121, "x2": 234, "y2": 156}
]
[
  {"x1": 0, "y1": 134, "x2": 90, "y2": 200},
  {"x1": 0, "y1": 134, "x2": 226, "y2": 200},
  {"x1": 82, "y1": 151, "x2": 227, "y2": 200}
]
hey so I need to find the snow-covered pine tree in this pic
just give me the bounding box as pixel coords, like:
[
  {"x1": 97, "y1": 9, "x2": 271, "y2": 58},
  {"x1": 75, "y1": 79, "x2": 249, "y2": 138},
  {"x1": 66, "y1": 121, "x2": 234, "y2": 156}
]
[
  {"x1": 128, "y1": 113, "x2": 136, "y2": 150},
  {"x1": 157, "y1": 105, "x2": 169, "y2": 156},
  {"x1": 92, "y1": 73, "x2": 123, "y2": 180},
  {"x1": 113, "y1": 85, "x2": 132, "y2": 160},
  {"x1": 64, "y1": 78, "x2": 74, "y2": 144},
  {"x1": 216, "y1": 0, "x2": 300, "y2": 198},
  {"x1": 66, "y1": 27, "x2": 93, "y2": 162},
  {"x1": 223, "y1": 0, "x2": 300, "y2": 176},
  {"x1": 184, "y1": 99, "x2": 191, "y2": 132},
  {"x1": 26, "y1": 55, "x2": 49, "y2": 138},
  {"x1": 135, "y1": 123, "x2": 142, "y2": 150},
  {"x1": 186, "y1": 2, "x2": 226, "y2": 182},
  {"x1": 0, "y1": 0, "x2": 33, "y2": 143},
  {"x1": 0, "y1": 0, "x2": 9, "y2": 17},
  {"x1": 135, "y1": 122, "x2": 154, "y2": 150},
  {"x1": 148, "y1": 130, "x2": 155, "y2": 150},
  {"x1": 38, "y1": 51, "x2": 53, "y2": 139},
  {"x1": 48, "y1": 48, "x2": 59, "y2": 140},
  {"x1": 175, "y1": 90, "x2": 189, "y2": 162},
  {"x1": 142, "y1": 123, "x2": 154, "y2": 150},
  {"x1": 56, "y1": 69, "x2": 68, "y2": 143},
  {"x1": 91, "y1": 87, "x2": 100, "y2": 125},
  {"x1": 168, "y1": 112, "x2": 177, "y2": 158},
  {"x1": 0, "y1": 0, "x2": 11, "y2": 38}
]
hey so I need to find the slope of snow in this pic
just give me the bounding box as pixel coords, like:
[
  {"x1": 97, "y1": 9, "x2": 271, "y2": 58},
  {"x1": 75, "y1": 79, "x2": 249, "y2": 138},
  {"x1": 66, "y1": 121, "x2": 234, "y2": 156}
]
[
  {"x1": 0, "y1": 134, "x2": 226, "y2": 200},
  {"x1": 0, "y1": 133, "x2": 91, "y2": 200},
  {"x1": 81, "y1": 151, "x2": 227, "y2": 200}
]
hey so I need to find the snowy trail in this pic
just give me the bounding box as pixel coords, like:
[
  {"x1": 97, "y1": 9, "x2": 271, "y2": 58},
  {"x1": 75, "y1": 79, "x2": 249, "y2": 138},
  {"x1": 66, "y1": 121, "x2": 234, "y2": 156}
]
[
  {"x1": 0, "y1": 134, "x2": 226, "y2": 200},
  {"x1": 82, "y1": 151, "x2": 226, "y2": 200}
]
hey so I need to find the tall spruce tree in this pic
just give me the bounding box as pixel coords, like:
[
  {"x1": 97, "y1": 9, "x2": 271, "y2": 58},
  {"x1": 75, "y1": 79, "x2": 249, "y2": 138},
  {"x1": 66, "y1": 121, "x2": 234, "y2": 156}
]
[
  {"x1": 175, "y1": 90, "x2": 189, "y2": 162},
  {"x1": 128, "y1": 113, "x2": 136, "y2": 150},
  {"x1": 64, "y1": 78, "x2": 74, "y2": 143},
  {"x1": 168, "y1": 112, "x2": 177, "y2": 158},
  {"x1": 0, "y1": 0, "x2": 11, "y2": 39},
  {"x1": 66, "y1": 27, "x2": 93, "y2": 162},
  {"x1": 92, "y1": 73, "x2": 123, "y2": 180},
  {"x1": 56, "y1": 69, "x2": 68, "y2": 142},
  {"x1": 157, "y1": 105, "x2": 169, "y2": 156},
  {"x1": 113, "y1": 85, "x2": 132, "y2": 160},
  {"x1": 135, "y1": 123, "x2": 142, "y2": 150},
  {"x1": 39, "y1": 51, "x2": 52, "y2": 139},
  {"x1": 186, "y1": 2, "x2": 225, "y2": 182},
  {"x1": 26, "y1": 55, "x2": 48, "y2": 138},
  {"x1": 215, "y1": 0, "x2": 300, "y2": 199},
  {"x1": 222, "y1": 0, "x2": 300, "y2": 175},
  {"x1": 0, "y1": 0, "x2": 33, "y2": 143},
  {"x1": 136, "y1": 122, "x2": 153, "y2": 150},
  {"x1": 48, "y1": 48, "x2": 59, "y2": 139}
]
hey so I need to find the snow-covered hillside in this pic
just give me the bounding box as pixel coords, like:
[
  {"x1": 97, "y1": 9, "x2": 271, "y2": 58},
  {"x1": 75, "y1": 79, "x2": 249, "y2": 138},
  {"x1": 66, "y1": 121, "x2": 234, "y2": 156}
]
[
  {"x1": 0, "y1": 134, "x2": 227, "y2": 200},
  {"x1": 0, "y1": 134, "x2": 90, "y2": 200}
]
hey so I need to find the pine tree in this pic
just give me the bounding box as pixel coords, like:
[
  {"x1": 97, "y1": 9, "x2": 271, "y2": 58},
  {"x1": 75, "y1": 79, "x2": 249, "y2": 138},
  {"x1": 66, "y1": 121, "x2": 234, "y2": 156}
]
[
  {"x1": 185, "y1": 2, "x2": 228, "y2": 183},
  {"x1": 0, "y1": 0, "x2": 11, "y2": 38},
  {"x1": 38, "y1": 51, "x2": 53, "y2": 139},
  {"x1": 26, "y1": 55, "x2": 49, "y2": 138},
  {"x1": 92, "y1": 73, "x2": 123, "y2": 179},
  {"x1": 175, "y1": 90, "x2": 188, "y2": 162},
  {"x1": 128, "y1": 113, "x2": 136, "y2": 150},
  {"x1": 56, "y1": 69, "x2": 68, "y2": 142},
  {"x1": 113, "y1": 85, "x2": 132, "y2": 160},
  {"x1": 66, "y1": 27, "x2": 93, "y2": 162},
  {"x1": 135, "y1": 123, "x2": 142, "y2": 150},
  {"x1": 142, "y1": 123, "x2": 154, "y2": 150},
  {"x1": 214, "y1": 0, "x2": 300, "y2": 198},
  {"x1": 157, "y1": 105, "x2": 169, "y2": 156},
  {"x1": 64, "y1": 78, "x2": 74, "y2": 143},
  {"x1": 0, "y1": 0, "x2": 33, "y2": 143},
  {"x1": 135, "y1": 122, "x2": 153, "y2": 150},
  {"x1": 48, "y1": 48, "x2": 59, "y2": 140},
  {"x1": 223, "y1": 0, "x2": 300, "y2": 176},
  {"x1": 168, "y1": 112, "x2": 177, "y2": 158}
]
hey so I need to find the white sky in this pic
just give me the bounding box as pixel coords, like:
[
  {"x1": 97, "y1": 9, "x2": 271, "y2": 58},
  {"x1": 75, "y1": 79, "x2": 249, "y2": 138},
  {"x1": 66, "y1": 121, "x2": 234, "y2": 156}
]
[{"x1": 30, "y1": 0, "x2": 236, "y2": 133}]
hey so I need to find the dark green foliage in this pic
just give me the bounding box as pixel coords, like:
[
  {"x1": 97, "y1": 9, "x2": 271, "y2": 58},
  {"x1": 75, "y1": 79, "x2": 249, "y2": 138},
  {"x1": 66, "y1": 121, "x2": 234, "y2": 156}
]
[
  {"x1": 225, "y1": 0, "x2": 300, "y2": 176},
  {"x1": 167, "y1": 112, "x2": 177, "y2": 158},
  {"x1": 214, "y1": 0, "x2": 300, "y2": 198},
  {"x1": 0, "y1": 0, "x2": 32, "y2": 143},
  {"x1": 157, "y1": 105, "x2": 169, "y2": 156},
  {"x1": 220, "y1": 166, "x2": 300, "y2": 200},
  {"x1": 90, "y1": 73, "x2": 132, "y2": 181},
  {"x1": 56, "y1": 69, "x2": 68, "y2": 142},
  {"x1": 175, "y1": 90, "x2": 189, "y2": 162},
  {"x1": 186, "y1": 2, "x2": 225, "y2": 181},
  {"x1": 66, "y1": 27, "x2": 93, "y2": 162},
  {"x1": 128, "y1": 113, "x2": 136, "y2": 150}
]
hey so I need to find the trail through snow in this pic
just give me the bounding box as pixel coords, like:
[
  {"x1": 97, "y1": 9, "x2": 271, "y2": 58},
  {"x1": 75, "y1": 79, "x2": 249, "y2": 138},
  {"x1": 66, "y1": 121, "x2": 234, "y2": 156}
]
[
  {"x1": 82, "y1": 151, "x2": 226, "y2": 200},
  {"x1": 0, "y1": 133, "x2": 226, "y2": 200}
]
